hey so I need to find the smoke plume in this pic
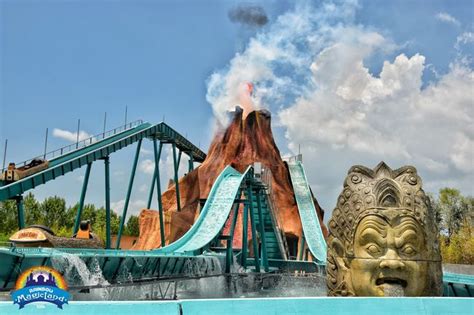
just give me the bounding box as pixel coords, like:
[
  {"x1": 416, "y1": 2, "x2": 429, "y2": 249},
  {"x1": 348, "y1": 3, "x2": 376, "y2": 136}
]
[
  {"x1": 228, "y1": 4, "x2": 268, "y2": 27},
  {"x1": 207, "y1": 0, "x2": 474, "y2": 211}
]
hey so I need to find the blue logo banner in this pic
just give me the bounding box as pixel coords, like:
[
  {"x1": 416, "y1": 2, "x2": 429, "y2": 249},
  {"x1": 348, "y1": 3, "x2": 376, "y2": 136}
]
[{"x1": 11, "y1": 285, "x2": 70, "y2": 309}]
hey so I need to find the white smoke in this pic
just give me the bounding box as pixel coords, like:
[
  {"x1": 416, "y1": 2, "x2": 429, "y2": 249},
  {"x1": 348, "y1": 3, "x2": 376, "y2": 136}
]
[{"x1": 206, "y1": 0, "x2": 474, "y2": 211}]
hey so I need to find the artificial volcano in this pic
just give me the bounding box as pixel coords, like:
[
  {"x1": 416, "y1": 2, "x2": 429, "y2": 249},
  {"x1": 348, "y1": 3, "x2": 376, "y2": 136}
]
[{"x1": 132, "y1": 106, "x2": 327, "y2": 252}]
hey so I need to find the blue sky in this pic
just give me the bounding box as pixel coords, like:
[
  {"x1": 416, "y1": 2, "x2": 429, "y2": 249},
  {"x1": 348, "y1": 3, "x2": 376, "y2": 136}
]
[{"x1": 1, "y1": 0, "x2": 473, "y2": 221}]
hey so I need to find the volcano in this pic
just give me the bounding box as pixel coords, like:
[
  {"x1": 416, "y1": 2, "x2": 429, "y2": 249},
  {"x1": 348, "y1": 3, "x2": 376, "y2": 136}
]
[{"x1": 132, "y1": 107, "x2": 328, "y2": 253}]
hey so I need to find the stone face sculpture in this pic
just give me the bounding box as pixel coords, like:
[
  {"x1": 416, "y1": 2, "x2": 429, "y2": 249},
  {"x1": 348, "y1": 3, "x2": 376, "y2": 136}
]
[{"x1": 326, "y1": 162, "x2": 442, "y2": 296}]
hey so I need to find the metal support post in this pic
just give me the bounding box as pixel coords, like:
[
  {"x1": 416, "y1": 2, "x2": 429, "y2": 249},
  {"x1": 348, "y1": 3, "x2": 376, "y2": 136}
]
[
  {"x1": 153, "y1": 139, "x2": 165, "y2": 247},
  {"x1": 15, "y1": 195, "x2": 25, "y2": 229},
  {"x1": 247, "y1": 184, "x2": 260, "y2": 272},
  {"x1": 116, "y1": 139, "x2": 142, "y2": 249},
  {"x1": 43, "y1": 128, "x2": 48, "y2": 159},
  {"x1": 146, "y1": 170, "x2": 156, "y2": 209},
  {"x1": 104, "y1": 156, "x2": 111, "y2": 249},
  {"x1": 256, "y1": 189, "x2": 269, "y2": 271},
  {"x1": 2, "y1": 139, "x2": 7, "y2": 170},
  {"x1": 73, "y1": 162, "x2": 92, "y2": 235},
  {"x1": 177, "y1": 150, "x2": 182, "y2": 168},
  {"x1": 226, "y1": 195, "x2": 241, "y2": 273},
  {"x1": 298, "y1": 234, "x2": 306, "y2": 261},
  {"x1": 188, "y1": 154, "x2": 194, "y2": 172},
  {"x1": 76, "y1": 119, "x2": 80, "y2": 149},
  {"x1": 171, "y1": 142, "x2": 181, "y2": 211},
  {"x1": 241, "y1": 202, "x2": 249, "y2": 268}
]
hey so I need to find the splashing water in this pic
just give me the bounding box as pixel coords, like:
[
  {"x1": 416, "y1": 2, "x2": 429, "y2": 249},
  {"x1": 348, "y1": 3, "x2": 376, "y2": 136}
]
[
  {"x1": 46, "y1": 253, "x2": 327, "y2": 300},
  {"x1": 50, "y1": 253, "x2": 110, "y2": 300},
  {"x1": 383, "y1": 284, "x2": 405, "y2": 297}
]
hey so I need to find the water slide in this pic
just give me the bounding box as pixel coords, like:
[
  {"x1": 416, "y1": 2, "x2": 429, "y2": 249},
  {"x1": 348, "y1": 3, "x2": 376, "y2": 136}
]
[
  {"x1": 155, "y1": 166, "x2": 250, "y2": 255},
  {"x1": 288, "y1": 160, "x2": 327, "y2": 263},
  {"x1": 0, "y1": 121, "x2": 206, "y2": 201}
]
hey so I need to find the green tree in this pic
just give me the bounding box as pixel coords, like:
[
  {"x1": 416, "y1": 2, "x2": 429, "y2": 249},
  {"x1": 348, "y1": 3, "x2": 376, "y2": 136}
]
[
  {"x1": 24, "y1": 192, "x2": 43, "y2": 226},
  {"x1": 126, "y1": 215, "x2": 140, "y2": 236},
  {"x1": 82, "y1": 204, "x2": 97, "y2": 227},
  {"x1": 428, "y1": 193, "x2": 442, "y2": 226},
  {"x1": 41, "y1": 196, "x2": 67, "y2": 230},
  {"x1": 92, "y1": 207, "x2": 120, "y2": 240},
  {"x1": 0, "y1": 200, "x2": 17, "y2": 237},
  {"x1": 438, "y1": 188, "x2": 470, "y2": 241},
  {"x1": 432, "y1": 188, "x2": 474, "y2": 264}
]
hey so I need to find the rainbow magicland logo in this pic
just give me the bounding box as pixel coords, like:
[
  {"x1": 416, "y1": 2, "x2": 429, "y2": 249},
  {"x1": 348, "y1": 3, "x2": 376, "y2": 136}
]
[{"x1": 11, "y1": 266, "x2": 70, "y2": 309}]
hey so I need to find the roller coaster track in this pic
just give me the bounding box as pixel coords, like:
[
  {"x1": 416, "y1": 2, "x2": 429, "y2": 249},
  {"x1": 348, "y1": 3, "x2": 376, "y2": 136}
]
[
  {"x1": 0, "y1": 121, "x2": 206, "y2": 201},
  {"x1": 288, "y1": 161, "x2": 327, "y2": 263}
]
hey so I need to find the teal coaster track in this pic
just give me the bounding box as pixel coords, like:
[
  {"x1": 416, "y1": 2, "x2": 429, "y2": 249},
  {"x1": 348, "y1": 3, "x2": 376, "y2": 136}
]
[{"x1": 0, "y1": 120, "x2": 472, "y2": 297}]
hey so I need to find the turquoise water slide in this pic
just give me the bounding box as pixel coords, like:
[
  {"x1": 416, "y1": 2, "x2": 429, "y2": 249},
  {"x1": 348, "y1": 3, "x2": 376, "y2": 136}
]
[
  {"x1": 288, "y1": 161, "x2": 327, "y2": 263},
  {"x1": 155, "y1": 166, "x2": 251, "y2": 255},
  {"x1": 0, "y1": 121, "x2": 206, "y2": 201}
]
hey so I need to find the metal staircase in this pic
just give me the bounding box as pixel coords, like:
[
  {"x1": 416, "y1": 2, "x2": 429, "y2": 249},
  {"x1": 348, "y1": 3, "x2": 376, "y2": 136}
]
[{"x1": 249, "y1": 183, "x2": 284, "y2": 260}]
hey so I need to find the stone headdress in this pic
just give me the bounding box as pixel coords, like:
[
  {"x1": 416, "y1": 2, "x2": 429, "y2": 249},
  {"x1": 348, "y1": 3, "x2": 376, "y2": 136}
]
[{"x1": 326, "y1": 162, "x2": 442, "y2": 296}]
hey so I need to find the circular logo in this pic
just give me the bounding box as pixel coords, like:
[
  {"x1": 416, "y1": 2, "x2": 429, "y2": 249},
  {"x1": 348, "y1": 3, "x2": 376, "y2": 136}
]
[{"x1": 11, "y1": 266, "x2": 70, "y2": 309}]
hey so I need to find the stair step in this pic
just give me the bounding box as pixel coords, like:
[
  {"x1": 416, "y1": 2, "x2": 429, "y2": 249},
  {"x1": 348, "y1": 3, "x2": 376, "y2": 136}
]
[{"x1": 264, "y1": 240, "x2": 278, "y2": 244}]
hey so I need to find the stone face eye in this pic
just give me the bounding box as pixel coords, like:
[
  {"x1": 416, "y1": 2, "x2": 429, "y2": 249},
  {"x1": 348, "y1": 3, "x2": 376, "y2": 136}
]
[
  {"x1": 401, "y1": 245, "x2": 416, "y2": 256},
  {"x1": 366, "y1": 244, "x2": 382, "y2": 256}
]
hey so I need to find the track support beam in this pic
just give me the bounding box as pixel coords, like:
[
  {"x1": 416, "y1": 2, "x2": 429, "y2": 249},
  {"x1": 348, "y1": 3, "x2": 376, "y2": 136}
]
[
  {"x1": 172, "y1": 142, "x2": 181, "y2": 211},
  {"x1": 153, "y1": 139, "x2": 166, "y2": 247},
  {"x1": 116, "y1": 139, "x2": 142, "y2": 249},
  {"x1": 247, "y1": 187, "x2": 261, "y2": 273},
  {"x1": 188, "y1": 154, "x2": 194, "y2": 172},
  {"x1": 298, "y1": 234, "x2": 306, "y2": 261},
  {"x1": 73, "y1": 162, "x2": 92, "y2": 235},
  {"x1": 255, "y1": 189, "x2": 269, "y2": 271},
  {"x1": 15, "y1": 195, "x2": 25, "y2": 229},
  {"x1": 104, "y1": 156, "x2": 111, "y2": 249},
  {"x1": 241, "y1": 202, "x2": 249, "y2": 268},
  {"x1": 226, "y1": 196, "x2": 241, "y2": 273}
]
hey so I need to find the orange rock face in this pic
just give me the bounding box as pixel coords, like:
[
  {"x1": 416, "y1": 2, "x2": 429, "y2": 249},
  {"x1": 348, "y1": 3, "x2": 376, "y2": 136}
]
[{"x1": 133, "y1": 107, "x2": 327, "y2": 251}]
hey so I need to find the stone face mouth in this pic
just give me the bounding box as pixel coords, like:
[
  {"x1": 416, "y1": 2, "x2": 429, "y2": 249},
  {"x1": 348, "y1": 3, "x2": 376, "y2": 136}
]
[{"x1": 376, "y1": 277, "x2": 407, "y2": 288}]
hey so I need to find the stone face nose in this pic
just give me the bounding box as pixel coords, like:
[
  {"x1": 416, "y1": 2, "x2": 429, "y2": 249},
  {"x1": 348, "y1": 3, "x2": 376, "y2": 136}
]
[{"x1": 379, "y1": 249, "x2": 405, "y2": 270}]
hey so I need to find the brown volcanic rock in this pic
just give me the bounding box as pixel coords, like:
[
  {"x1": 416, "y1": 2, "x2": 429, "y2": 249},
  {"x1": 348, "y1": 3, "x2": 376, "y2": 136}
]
[
  {"x1": 132, "y1": 209, "x2": 170, "y2": 250},
  {"x1": 133, "y1": 107, "x2": 327, "y2": 250}
]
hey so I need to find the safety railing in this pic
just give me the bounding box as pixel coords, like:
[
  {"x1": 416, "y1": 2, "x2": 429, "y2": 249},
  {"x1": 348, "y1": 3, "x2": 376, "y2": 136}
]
[
  {"x1": 282, "y1": 154, "x2": 302, "y2": 163},
  {"x1": 1, "y1": 120, "x2": 144, "y2": 173}
]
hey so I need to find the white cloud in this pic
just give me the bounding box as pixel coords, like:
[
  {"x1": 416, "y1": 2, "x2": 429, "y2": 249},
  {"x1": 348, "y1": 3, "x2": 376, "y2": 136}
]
[
  {"x1": 52, "y1": 128, "x2": 93, "y2": 143},
  {"x1": 280, "y1": 52, "x2": 473, "y2": 168},
  {"x1": 278, "y1": 30, "x2": 473, "y2": 211},
  {"x1": 207, "y1": 1, "x2": 474, "y2": 216},
  {"x1": 113, "y1": 170, "x2": 125, "y2": 176},
  {"x1": 138, "y1": 184, "x2": 148, "y2": 193},
  {"x1": 450, "y1": 133, "x2": 474, "y2": 172},
  {"x1": 162, "y1": 146, "x2": 191, "y2": 182},
  {"x1": 455, "y1": 32, "x2": 474, "y2": 50},
  {"x1": 435, "y1": 12, "x2": 460, "y2": 26},
  {"x1": 138, "y1": 148, "x2": 190, "y2": 187},
  {"x1": 111, "y1": 199, "x2": 147, "y2": 215},
  {"x1": 206, "y1": 1, "x2": 363, "y2": 125},
  {"x1": 139, "y1": 159, "x2": 155, "y2": 175},
  {"x1": 140, "y1": 147, "x2": 152, "y2": 155}
]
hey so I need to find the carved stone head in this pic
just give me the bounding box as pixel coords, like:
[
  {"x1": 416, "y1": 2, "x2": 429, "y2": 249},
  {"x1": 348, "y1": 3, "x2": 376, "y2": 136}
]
[{"x1": 326, "y1": 162, "x2": 442, "y2": 296}]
